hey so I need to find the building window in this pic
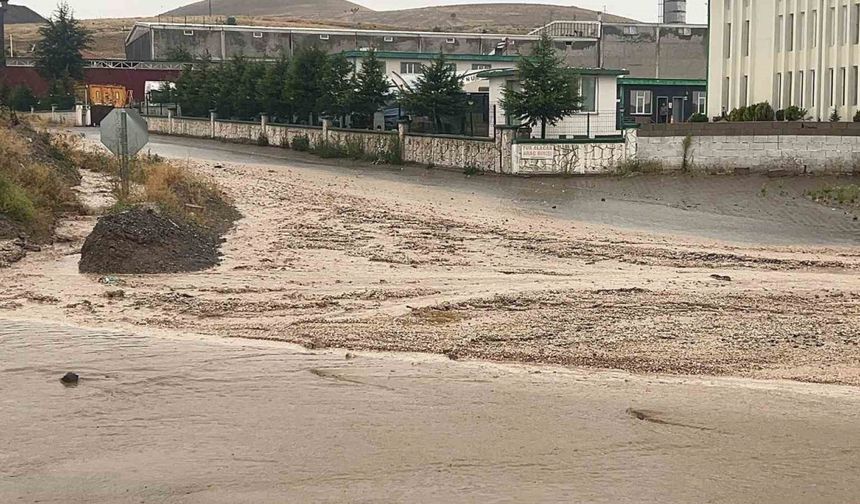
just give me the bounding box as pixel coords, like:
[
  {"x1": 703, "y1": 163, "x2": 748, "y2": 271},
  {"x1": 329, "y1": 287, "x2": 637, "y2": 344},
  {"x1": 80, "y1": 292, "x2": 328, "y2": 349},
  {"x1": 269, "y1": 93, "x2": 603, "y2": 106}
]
[
  {"x1": 841, "y1": 67, "x2": 848, "y2": 105},
  {"x1": 841, "y1": 5, "x2": 849, "y2": 45},
  {"x1": 742, "y1": 75, "x2": 749, "y2": 106},
  {"x1": 400, "y1": 62, "x2": 420, "y2": 74},
  {"x1": 775, "y1": 73, "x2": 783, "y2": 109},
  {"x1": 623, "y1": 26, "x2": 639, "y2": 35},
  {"x1": 384, "y1": 36, "x2": 394, "y2": 42},
  {"x1": 252, "y1": 32, "x2": 263, "y2": 38},
  {"x1": 631, "y1": 90, "x2": 653, "y2": 115},
  {"x1": 798, "y1": 71, "x2": 805, "y2": 107},
  {"x1": 743, "y1": 20, "x2": 750, "y2": 56},
  {"x1": 854, "y1": 4, "x2": 860, "y2": 44},
  {"x1": 446, "y1": 38, "x2": 457, "y2": 44},
  {"x1": 811, "y1": 10, "x2": 818, "y2": 48},
  {"x1": 723, "y1": 77, "x2": 731, "y2": 110},
  {"x1": 798, "y1": 11, "x2": 806, "y2": 50},
  {"x1": 853, "y1": 66, "x2": 859, "y2": 106},
  {"x1": 810, "y1": 69, "x2": 816, "y2": 107},
  {"x1": 786, "y1": 71, "x2": 793, "y2": 107},
  {"x1": 829, "y1": 7, "x2": 836, "y2": 46},
  {"x1": 183, "y1": 30, "x2": 194, "y2": 36},
  {"x1": 471, "y1": 63, "x2": 491, "y2": 70},
  {"x1": 693, "y1": 91, "x2": 707, "y2": 114},
  {"x1": 580, "y1": 76, "x2": 597, "y2": 112},
  {"x1": 776, "y1": 15, "x2": 783, "y2": 52},
  {"x1": 787, "y1": 14, "x2": 794, "y2": 51},
  {"x1": 319, "y1": 34, "x2": 330, "y2": 40},
  {"x1": 828, "y1": 68, "x2": 835, "y2": 106}
]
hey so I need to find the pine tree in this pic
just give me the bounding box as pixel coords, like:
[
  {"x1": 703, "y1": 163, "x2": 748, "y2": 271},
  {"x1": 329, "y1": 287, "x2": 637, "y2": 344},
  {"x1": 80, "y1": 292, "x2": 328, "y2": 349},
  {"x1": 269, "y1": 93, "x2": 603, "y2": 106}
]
[
  {"x1": 350, "y1": 49, "x2": 391, "y2": 129},
  {"x1": 34, "y1": 3, "x2": 93, "y2": 82},
  {"x1": 258, "y1": 56, "x2": 290, "y2": 120},
  {"x1": 320, "y1": 53, "x2": 354, "y2": 121},
  {"x1": 401, "y1": 52, "x2": 466, "y2": 133},
  {"x1": 284, "y1": 46, "x2": 329, "y2": 124},
  {"x1": 501, "y1": 33, "x2": 581, "y2": 139}
]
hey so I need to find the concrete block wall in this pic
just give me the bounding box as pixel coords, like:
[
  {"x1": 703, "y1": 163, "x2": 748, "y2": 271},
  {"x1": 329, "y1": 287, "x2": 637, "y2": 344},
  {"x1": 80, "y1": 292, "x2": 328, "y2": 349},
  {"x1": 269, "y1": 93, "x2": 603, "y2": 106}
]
[{"x1": 638, "y1": 123, "x2": 860, "y2": 173}]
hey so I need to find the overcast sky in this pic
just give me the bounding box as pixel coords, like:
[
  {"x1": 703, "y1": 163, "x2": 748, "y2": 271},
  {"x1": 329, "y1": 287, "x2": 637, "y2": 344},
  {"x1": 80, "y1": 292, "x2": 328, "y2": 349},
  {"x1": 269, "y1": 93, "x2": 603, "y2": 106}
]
[{"x1": 18, "y1": 0, "x2": 708, "y2": 24}]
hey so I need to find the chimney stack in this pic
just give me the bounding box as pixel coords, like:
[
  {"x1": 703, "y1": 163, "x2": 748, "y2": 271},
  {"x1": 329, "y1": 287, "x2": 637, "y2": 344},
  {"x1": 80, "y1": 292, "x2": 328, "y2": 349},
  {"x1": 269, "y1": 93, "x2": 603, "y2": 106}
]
[{"x1": 662, "y1": 0, "x2": 687, "y2": 24}]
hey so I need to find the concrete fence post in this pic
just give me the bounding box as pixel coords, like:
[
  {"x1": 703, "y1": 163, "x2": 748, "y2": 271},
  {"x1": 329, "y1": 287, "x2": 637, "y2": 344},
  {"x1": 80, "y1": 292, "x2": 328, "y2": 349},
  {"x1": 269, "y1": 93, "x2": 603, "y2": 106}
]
[
  {"x1": 209, "y1": 110, "x2": 217, "y2": 139},
  {"x1": 167, "y1": 108, "x2": 174, "y2": 135},
  {"x1": 398, "y1": 120, "x2": 409, "y2": 160},
  {"x1": 261, "y1": 113, "x2": 269, "y2": 137},
  {"x1": 494, "y1": 126, "x2": 516, "y2": 174},
  {"x1": 321, "y1": 117, "x2": 332, "y2": 143},
  {"x1": 51, "y1": 105, "x2": 57, "y2": 123}
]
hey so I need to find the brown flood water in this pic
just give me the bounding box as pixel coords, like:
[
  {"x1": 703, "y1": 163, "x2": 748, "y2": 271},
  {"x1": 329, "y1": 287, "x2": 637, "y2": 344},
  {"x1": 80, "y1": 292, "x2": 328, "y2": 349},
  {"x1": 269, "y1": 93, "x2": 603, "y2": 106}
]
[{"x1": 1, "y1": 319, "x2": 859, "y2": 503}]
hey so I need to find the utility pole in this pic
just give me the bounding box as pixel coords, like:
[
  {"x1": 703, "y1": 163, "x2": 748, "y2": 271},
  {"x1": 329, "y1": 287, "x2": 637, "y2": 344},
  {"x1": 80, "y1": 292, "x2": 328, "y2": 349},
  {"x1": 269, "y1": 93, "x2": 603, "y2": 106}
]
[{"x1": 0, "y1": 0, "x2": 9, "y2": 67}]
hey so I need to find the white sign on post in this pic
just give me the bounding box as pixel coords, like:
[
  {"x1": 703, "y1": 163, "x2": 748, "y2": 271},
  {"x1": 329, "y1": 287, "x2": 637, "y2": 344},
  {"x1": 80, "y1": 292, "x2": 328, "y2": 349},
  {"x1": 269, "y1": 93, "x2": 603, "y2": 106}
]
[
  {"x1": 519, "y1": 144, "x2": 555, "y2": 160},
  {"x1": 100, "y1": 108, "x2": 149, "y2": 197},
  {"x1": 100, "y1": 108, "x2": 149, "y2": 157}
]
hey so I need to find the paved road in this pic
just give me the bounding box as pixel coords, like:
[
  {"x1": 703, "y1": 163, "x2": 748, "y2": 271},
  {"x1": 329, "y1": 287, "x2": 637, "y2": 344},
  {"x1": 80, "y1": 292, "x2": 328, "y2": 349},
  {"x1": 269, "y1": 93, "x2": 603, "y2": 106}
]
[
  {"x1": 1, "y1": 319, "x2": 858, "y2": 503},
  {"x1": 75, "y1": 128, "x2": 860, "y2": 246}
]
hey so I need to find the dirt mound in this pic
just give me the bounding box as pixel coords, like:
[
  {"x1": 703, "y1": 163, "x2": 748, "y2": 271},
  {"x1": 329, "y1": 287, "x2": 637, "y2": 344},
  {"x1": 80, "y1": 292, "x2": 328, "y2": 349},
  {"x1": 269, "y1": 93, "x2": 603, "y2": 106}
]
[{"x1": 79, "y1": 207, "x2": 224, "y2": 274}]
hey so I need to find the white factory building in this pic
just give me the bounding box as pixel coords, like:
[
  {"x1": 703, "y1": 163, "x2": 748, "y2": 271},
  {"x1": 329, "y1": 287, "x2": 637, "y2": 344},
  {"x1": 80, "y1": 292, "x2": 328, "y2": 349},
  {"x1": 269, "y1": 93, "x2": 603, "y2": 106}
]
[{"x1": 709, "y1": 0, "x2": 860, "y2": 121}]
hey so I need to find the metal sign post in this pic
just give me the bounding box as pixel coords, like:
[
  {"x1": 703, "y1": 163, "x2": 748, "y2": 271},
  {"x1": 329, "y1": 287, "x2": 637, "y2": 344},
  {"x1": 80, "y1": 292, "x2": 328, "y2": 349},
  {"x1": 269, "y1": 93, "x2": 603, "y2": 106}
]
[
  {"x1": 119, "y1": 110, "x2": 129, "y2": 197},
  {"x1": 100, "y1": 108, "x2": 149, "y2": 199}
]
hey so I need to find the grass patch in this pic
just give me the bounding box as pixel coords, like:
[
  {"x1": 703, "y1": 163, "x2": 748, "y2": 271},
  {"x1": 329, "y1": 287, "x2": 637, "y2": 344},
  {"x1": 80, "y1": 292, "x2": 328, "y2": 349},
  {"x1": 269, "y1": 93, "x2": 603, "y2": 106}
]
[
  {"x1": 118, "y1": 161, "x2": 240, "y2": 235},
  {"x1": 0, "y1": 111, "x2": 83, "y2": 240},
  {"x1": 615, "y1": 159, "x2": 664, "y2": 176},
  {"x1": 807, "y1": 184, "x2": 860, "y2": 207}
]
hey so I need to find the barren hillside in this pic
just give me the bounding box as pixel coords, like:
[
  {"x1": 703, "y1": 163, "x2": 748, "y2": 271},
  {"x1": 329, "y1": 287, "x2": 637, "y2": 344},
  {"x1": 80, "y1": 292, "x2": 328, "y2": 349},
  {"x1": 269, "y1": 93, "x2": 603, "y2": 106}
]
[
  {"x1": 343, "y1": 3, "x2": 634, "y2": 33},
  {"x1": 162, "y1": 0, "x2": 369, "y2": 18},
  {"x1": 5, "y1": 5, "x2": 46, "y2": 24}
]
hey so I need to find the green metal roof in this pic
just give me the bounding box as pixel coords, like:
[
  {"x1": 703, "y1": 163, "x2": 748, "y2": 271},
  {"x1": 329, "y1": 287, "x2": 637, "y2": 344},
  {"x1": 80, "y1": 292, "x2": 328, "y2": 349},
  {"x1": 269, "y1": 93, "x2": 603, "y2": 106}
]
[
  {"x1": 342, "y1": 50, "x2": 521, "y2": 62},
  {"x1": 618, "y1": 77, "x2": 707, "y2": 86},
  {"x1": 477, "y1": 67, "x2": 630, "y2": 79}
]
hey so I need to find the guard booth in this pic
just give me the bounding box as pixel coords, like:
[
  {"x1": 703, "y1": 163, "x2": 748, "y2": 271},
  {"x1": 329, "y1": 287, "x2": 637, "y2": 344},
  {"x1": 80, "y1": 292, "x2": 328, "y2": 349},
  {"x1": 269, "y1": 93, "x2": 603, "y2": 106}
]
[{"x1": 74, "y1": 84, "x2": 135, "y2": 126}]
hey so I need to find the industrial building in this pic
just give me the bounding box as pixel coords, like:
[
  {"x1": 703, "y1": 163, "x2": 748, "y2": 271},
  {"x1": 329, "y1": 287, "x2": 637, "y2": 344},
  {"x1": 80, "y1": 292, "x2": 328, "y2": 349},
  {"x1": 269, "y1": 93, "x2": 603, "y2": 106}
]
[
  {"x1": 708, "y1": 0, "x2": 860, "y2": 121},
  {"x1": 125, "y1": 15, "x2": 707, "y2": 81}
]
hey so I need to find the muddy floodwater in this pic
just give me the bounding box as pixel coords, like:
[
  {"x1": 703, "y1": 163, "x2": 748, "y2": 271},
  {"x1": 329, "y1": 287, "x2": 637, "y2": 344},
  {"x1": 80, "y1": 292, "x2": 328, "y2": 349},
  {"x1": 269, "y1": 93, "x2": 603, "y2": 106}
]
[{"x1": 1, "y1": 319, "x2": 858, "y2": 503}]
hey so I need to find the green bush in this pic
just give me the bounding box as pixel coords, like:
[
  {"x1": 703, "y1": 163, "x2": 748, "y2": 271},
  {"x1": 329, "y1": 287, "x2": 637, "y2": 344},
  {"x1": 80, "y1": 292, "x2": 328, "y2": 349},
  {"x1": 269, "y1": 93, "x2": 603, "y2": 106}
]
[
  {"x1": 0, "y1": 173, "x2": 36, "y2": 223},
  {"x1": 290, "y1": 135, "x2": 310, "y2": 151},
  {"x1": 728, "y1": 106, "x2": 746, "y2": 122},
  {"x1": 853, "y1": 110, "x2": 860, "y2": 122},
  {"x1": 7, "y1": 85, "x2": 37, "y2": 112},
  {"x1": 688, "y1": 113, "x2": 708, "y2": 123},
  {"x1": 313, "y1": 141, "x2": 347, "y2": 158},
  {"x1": 784, "y1": 106, "x2": 808, "y2": 121},
  {"x1": 775, "y1": 109, "x2": 785, "y2": 121},
  {"x1": 830, "y1": 109, "x2": 841, "y2": 122},
  {"x1": 344, "y1": 137, "x2": 368, "y2": 160},
  {"x1": 380, "y1": 136, "x2": 403, "y2": 165},
  {"x1": 728, "y1": 102, "x2": 775, "y2": 122},
  {"x1": 256, "y1": 132, "x2": 269, "y2": 146}
]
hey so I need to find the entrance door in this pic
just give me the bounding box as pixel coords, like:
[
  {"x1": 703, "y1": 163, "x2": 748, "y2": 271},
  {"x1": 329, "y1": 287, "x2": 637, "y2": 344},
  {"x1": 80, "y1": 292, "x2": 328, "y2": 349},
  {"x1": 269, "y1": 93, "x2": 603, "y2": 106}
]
[
  {"x1": 672, "y1": 97, "x2": 685, "y2": 123},
  {"x1": 657, "y1": 96, "x2": 670, "y2": 123}
]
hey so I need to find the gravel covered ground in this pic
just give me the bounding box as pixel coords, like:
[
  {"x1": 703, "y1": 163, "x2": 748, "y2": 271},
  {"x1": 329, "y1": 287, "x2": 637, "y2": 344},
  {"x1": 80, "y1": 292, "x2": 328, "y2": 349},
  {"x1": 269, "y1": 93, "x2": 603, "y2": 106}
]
[{"x1": 2, "y1": 147, "x2": 859, "y2": 385}]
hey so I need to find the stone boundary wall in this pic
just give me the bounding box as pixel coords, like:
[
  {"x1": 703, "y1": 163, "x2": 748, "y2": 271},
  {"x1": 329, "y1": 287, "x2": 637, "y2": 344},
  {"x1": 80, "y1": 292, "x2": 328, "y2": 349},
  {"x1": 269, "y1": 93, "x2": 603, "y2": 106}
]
[
  {"x1": 511, "y1": 131, "x2": 637, "y2": 175},
  {"x1": 638, "y1": 123, "x2": 860, "y2": 173},
  {"x1": 145, "y1": 115, "x2": 637, "y2": 175},
  {"x1": 21, "y1": 109, "x2": 77, "y2": 125},
  {"x1": 145, "y1": 115, "x2": 513, "y2": 173},
  {"x1": 404, "y1": 133, "x2": 500, "y2": 171}
]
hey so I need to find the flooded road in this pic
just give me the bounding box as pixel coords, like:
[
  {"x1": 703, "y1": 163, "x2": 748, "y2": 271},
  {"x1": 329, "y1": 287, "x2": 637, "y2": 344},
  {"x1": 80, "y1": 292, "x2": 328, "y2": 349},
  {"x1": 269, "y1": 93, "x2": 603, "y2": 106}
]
[
  {"x1": 74, "y1": 128, "x2": 860, "y2": 246},
  {"x1": 2, "y1": 319, "x2": 858, "y2": 503}
]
